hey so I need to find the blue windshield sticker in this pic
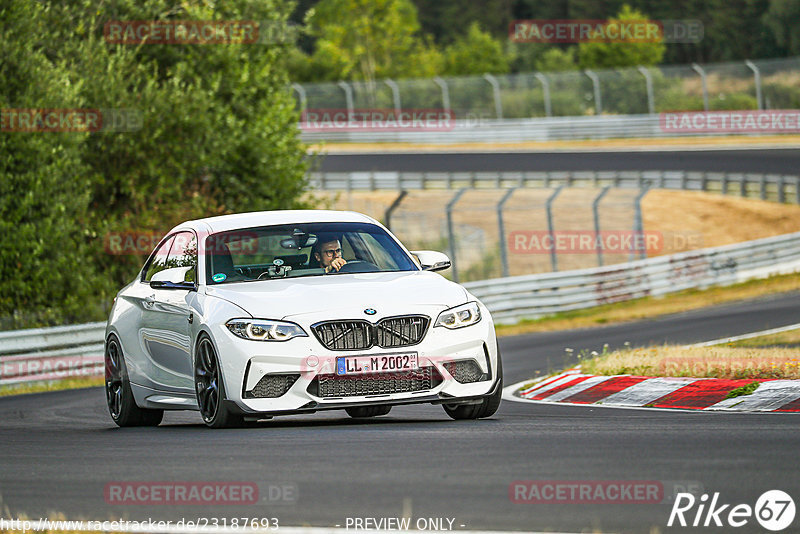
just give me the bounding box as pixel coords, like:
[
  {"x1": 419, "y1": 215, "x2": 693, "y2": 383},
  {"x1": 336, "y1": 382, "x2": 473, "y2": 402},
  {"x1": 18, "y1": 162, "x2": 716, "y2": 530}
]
[{"x1": 212, "y1": 273, "x2": 227, "y2": 283}]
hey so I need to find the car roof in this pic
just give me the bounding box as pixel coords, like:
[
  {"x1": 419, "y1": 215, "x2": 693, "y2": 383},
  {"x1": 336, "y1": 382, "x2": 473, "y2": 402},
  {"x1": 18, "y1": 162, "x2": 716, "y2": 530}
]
[{"x1": 171, "y1": 210, "x2": 378, "y2": 235}]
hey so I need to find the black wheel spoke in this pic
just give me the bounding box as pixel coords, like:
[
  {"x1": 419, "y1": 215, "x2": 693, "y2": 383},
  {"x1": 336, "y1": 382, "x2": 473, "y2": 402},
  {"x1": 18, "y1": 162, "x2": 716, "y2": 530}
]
[
  {"x1": 195, "y1": 339, "x2": 220, "y2": 421},
  {"x1": 105, "y1": 340, "x2": 125, "y2": 418}
]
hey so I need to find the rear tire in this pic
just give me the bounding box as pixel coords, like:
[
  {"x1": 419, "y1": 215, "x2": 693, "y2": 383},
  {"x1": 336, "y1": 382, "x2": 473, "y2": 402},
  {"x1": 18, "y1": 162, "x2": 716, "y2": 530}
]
[
  {"x1": 443, "y1": 349, "x2": 503, "y2": 420},
  {"x1": 345, "y1": 405, "x2": 392, "y2": 418},
  {"x1": 195, "y1": 335, "x2": 244, "y2": 429},
  {"x1": 105, "y1": 336, "x2": 163, "y2": 427}
]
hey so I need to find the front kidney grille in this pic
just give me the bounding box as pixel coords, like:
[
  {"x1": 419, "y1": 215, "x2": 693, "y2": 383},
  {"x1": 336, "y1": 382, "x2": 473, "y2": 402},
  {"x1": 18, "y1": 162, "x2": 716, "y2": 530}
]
[
  {"x1": 307, "y1": 366, "x2": 443, "y2": 398},
  {"x1": 312, "y1": 315, "x2": 429, "y2": 351}
]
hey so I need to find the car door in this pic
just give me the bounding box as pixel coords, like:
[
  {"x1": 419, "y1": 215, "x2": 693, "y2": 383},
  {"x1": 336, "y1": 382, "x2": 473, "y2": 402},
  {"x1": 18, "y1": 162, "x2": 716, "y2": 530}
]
[{"x1": 140, "y1": 231, "x2": 197, "y2": 392}]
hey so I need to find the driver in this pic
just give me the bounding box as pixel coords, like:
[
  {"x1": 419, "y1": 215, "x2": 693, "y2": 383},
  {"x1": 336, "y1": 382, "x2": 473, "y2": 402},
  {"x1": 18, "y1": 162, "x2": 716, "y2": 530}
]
[{"x1": 313, "y1": 235, "x2": 347, "y2": 273}]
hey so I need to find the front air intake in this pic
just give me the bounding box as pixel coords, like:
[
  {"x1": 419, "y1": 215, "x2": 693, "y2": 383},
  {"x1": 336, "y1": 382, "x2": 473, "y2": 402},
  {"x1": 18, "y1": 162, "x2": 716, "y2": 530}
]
[{"x1": 245, "y1": 373, "x2": 300, "y2": 398}]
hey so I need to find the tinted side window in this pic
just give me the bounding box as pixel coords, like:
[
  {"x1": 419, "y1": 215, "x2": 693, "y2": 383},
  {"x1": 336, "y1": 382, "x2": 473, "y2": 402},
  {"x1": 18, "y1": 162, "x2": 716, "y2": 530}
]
[{"x1": 144, "y1": 236, "x2": 175, "y2": 282}]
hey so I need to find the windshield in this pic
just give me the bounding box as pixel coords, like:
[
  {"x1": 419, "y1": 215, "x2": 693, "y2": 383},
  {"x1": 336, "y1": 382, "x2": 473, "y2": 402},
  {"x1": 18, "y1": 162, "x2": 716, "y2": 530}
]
[{"x1": 204, "y1": 222, "x2": 418, "y2": 284}]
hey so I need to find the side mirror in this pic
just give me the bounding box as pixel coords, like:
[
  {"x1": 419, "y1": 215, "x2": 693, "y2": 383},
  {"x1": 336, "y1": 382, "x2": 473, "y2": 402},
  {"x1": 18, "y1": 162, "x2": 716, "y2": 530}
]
[
  {"x1": 150, "y1": 266, "x2": 195, "y2": 289},
  {"x1": 411, "y1": 250, "x2": 451, "y2": 272}
]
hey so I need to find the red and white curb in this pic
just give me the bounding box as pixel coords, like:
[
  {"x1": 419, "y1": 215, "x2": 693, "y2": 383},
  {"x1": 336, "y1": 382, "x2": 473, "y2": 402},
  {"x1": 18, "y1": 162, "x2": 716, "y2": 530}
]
[{"x1": 505, "y1": 369, "x2": 800, "y2": 412}]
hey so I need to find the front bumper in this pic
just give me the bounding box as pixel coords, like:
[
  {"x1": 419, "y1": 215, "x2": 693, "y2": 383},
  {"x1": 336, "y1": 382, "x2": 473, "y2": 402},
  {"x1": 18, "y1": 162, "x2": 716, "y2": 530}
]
[{"x1": 210, "y1": 308, "x2": 498, "y2": 416}]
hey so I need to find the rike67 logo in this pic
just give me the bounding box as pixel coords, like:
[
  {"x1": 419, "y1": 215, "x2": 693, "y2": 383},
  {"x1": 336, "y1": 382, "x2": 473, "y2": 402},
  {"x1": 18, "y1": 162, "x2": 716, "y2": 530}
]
[{"x1": 668, "y1": 490, "x2": 795, "y2": 531}]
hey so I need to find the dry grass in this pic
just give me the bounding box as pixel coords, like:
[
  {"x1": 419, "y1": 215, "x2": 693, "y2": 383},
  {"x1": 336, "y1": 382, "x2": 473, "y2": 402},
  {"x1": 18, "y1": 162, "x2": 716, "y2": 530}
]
[
  {"x1": 642, "y1": 190, "x2": 800, "y2": 252},
  {"x1": 580, "y1": 344, "x2": 800, "y2": 380},
  {"x1": 310, "y1": 135, "x2": 800, "y2": 153},
  {"x1": 494, "y1": 272, "x2": 800, "y2": 336},
  {"x1": 0, "y1": 376, "x2": 104, "y2": 397}
]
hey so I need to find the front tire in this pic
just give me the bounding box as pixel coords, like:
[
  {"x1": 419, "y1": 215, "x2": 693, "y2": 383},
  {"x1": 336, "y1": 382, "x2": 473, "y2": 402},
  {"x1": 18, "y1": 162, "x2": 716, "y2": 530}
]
[
  {"x1": 195, "y1": 335, "x2": 244, "y2": 429},
  {"x1": 443, "y1": 350, "x2": 503, "y2": 420},
  {"x1": 345, "y1": 405, "x2": 392, "y2": 418},
  {"x1": 105, "y1": 336, "x2": 163, "y2": 427}
]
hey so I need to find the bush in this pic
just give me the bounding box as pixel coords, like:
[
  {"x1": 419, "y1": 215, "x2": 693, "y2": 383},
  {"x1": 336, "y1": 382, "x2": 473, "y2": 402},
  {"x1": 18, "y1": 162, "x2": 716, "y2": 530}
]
[{"x1": 1, "y1": 0, "x2": 312, "y2": 328}]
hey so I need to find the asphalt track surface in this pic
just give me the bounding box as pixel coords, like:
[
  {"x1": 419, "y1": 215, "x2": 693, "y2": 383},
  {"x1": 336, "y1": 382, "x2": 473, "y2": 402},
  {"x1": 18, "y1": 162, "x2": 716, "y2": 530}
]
[
  {"x1": 2, "y1": 291, "x2": 799, "y2": 533},
  {"x1": 316, "y1": 148, "x2": 800, "y2": 175}
]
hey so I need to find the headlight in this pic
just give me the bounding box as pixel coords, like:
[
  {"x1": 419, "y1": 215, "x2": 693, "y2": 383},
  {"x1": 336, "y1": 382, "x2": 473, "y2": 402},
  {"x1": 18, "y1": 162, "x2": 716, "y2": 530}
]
[
  {"x1": 434, "y1": 302, "x2": 481, "y2": 329},
  {"x1": 226, "y1": 319, "x2": 308, "y2": 341}
]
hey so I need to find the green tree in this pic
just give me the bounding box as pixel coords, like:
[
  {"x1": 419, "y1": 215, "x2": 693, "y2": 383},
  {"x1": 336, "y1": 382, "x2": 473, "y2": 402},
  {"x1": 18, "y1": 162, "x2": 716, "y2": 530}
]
[
  {"x1": 442, "y1": 23, "x2": 510, "y2": 75},
  {"x1": 0, "y1": 0, "x2": 99, "y2": 326},
  {"x1": 534, "y1": 47, "x2": 579, "y2": 72},
  {"x1": 307, "y1": 0, "x2": 442, "y2": 82},
  {"x1": 577, "y1": 5, "x2": 666, "y2": 69},
  {"x1": 1, "y1": 0, "x2": 313, "y2": 325},
  {"x1": 763, "y1": 0, "x2": 800, "y2": 56}
]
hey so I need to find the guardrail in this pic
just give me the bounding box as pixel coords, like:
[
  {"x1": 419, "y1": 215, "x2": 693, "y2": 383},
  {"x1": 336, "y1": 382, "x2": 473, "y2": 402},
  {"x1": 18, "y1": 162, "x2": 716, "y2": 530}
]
[
  {"x1": 2, "y1": 231, "x2": 800, "y2": 383},
  {"x1": 0, "y1": 322, "x2": 105, "y2": 386},
  {"x1": 309, "y1": 170, "x2": 800, "y2": 203},
  {"x1": 464, "y1": 230, "x2": 800, "y2": 324},
  {"x1": 300, "y1": 114, "x2": 800, "y2": 143}
]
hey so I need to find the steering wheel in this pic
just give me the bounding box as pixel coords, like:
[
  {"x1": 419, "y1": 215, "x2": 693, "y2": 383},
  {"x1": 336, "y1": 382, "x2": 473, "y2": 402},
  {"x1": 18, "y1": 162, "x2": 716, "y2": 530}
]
[{"x1": 333, "y1": 260, "x2": 380, "y2": 273}]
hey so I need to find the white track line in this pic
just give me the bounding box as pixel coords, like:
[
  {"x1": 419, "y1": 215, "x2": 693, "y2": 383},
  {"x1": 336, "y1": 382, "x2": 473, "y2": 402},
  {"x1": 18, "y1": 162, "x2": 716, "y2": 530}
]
[{"x1": 686, "y1": 323, "x2": 800, "y2": 347}]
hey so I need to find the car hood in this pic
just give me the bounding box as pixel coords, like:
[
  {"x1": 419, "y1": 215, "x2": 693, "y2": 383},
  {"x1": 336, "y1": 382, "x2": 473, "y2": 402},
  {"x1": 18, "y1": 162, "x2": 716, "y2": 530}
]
[{"x1": 204, "y1": 270, "x2": 469, "y2": 321}]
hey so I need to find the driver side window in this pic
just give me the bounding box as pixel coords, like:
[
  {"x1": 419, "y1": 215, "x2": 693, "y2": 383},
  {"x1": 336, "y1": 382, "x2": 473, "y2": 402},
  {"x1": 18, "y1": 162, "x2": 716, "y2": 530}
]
[
  {"x1": 167, "y1": 232, "x2": 197, "y2": 282},
  {"x1": 144, "y1": 236, "x2": 175, "y2": 282}
]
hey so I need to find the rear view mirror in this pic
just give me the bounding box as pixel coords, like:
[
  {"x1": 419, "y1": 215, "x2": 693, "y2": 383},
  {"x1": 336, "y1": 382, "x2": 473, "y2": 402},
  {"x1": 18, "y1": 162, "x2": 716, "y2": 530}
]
[
  {"x1": 410, "y1": 250, "x2": 451, "y2": 272},
  {"x1": 150, "y1": 266, "x2": 195, "y2": 289}
]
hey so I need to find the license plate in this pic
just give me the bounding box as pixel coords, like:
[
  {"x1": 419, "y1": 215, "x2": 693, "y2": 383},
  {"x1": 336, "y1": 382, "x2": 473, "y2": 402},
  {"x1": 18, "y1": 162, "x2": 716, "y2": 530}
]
[{"x1": 336, "y1": 353, "x2": 419, "y2": 376}]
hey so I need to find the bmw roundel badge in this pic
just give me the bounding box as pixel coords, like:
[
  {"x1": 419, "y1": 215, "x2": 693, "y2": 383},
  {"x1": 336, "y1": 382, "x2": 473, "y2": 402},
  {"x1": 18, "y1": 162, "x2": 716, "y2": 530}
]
[{"x1": 364, "y1": 308, "x2": 377, "y2": 315}]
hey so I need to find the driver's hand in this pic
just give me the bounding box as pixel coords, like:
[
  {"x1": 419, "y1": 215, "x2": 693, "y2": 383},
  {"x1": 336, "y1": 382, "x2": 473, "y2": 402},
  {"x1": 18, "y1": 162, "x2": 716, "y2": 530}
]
[{"x1": 326, "y1": 258, "x2": 347, "y2": 272}]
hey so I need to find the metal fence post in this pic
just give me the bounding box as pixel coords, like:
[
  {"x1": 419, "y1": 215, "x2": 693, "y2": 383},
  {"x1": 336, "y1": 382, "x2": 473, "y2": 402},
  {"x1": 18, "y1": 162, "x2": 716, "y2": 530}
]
[
  {"x1": 744, "y1": 60, "x2": 764, "y2": 110},
  {"x1": 337, "y1": 81, "x2": 354, "y2": 116},
  {"x1": 545, "y1": 186, "x2": 564, "y2": 272},
  {"x1": 483, "y1": 73, "x2": 503, "y2": 119},
  {"x1": 534, "y1": 73, "x2": 552, "y2": 117},
  {"x1": 433, "y1": 77, "x2": 451, "y2": 115},
  {"x1": 497, "y1": 188, "x2": 517, "y2": 277},
  {"x1": 291, "y1": 83, "x2": 307, "y2": 112},
  {"x1": 384, "y1": 191, "x2": 407, "y2": 232},
  {"x1": 584, "y1": 70, "x2": 602, "y2": 114},
  {"x1": 796, "y1": 177, "x2": 800, "y2": 205},
  {"x1": 691, "y1": 63, "x2": 709, "y2": 111},
  {"x1": 633, "y1": 184, "x2": 651, "y2": 261},
  {"x1": 446, "y1": 188, "x2": 468, "y2": 283},
  {"x1": 384, "y1": 79, "x2": 401, "y2": 115},
  {"x1": 592, "y1": 186, "x2": 611, "y2": 266},
  {"x1": 637, "y1": 66, "x2": 655, "y2": 114}
]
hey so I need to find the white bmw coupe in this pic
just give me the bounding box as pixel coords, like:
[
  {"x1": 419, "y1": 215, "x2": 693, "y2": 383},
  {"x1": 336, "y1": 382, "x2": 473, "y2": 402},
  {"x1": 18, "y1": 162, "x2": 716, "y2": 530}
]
[{"x1": 105, "y1": 210, "x2": 502, "y2": 428}]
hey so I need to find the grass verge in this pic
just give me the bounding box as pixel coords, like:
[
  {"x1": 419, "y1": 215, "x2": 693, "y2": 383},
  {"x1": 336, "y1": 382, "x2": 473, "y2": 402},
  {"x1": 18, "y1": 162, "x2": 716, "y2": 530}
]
[
  {"x1": 728, "y1": 327, "x2": 800, "y2": 348},
  {"x1": 495, "y1": 272, "x2": 800, "y2": 337},
  {"x1": 578, "y1": 345, "x2": 800, "y2": 380},
  {"x1": 0, "y1": 376, "x2": 104, "y2": 397}
]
